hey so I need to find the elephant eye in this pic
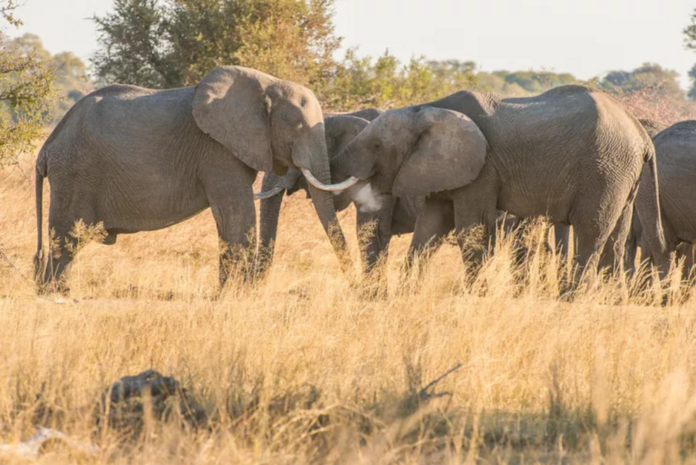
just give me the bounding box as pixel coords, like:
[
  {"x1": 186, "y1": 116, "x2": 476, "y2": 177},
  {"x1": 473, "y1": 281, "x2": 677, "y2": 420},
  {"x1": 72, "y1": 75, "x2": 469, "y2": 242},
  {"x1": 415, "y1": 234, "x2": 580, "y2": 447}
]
[{"x1": 372, "y1": 141, "x2": 382, "y2": 151}]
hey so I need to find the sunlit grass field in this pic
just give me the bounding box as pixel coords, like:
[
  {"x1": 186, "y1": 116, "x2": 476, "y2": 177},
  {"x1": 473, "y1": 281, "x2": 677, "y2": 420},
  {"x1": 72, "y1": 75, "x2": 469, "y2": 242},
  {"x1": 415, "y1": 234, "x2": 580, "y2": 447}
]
[{"x1": 3, "y1": 136, "x2": 696, "y2": 464}]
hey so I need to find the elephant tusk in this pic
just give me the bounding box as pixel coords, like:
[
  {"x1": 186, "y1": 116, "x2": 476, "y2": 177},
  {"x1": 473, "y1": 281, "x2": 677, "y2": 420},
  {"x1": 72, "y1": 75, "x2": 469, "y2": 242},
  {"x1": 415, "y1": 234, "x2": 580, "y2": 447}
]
[
  {"x1": 300, "y1": 168, "x2": 360, "y2": 192},
  {"x1": 253, "y1": 187, "x2": 284, "y2": 200}
]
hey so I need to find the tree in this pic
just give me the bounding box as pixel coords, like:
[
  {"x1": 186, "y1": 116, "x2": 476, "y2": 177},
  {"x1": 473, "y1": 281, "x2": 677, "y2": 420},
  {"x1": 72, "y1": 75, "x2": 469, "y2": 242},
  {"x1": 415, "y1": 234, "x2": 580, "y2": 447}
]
[
  {"x1": 92, "y1": 0, "x2": 177, "y2": 88},
  {"x1": 685, "y1": 9, "x2": 696, "y2": 99},
  {"x1": 0, "y1": 2, "x2": 55, "y2": 166},
  {"x1": 92, "y1": 0, "x2": 341, "y2": 92},
  {"x1": 6, "y1": 34, "x2": 91, "y2": 123},
  {"x1": 600, "y1": 63, "x2": 683, "y2": 99},
  {"x1": 689, "y1": 65, "x2": 696, "y2": 100}
]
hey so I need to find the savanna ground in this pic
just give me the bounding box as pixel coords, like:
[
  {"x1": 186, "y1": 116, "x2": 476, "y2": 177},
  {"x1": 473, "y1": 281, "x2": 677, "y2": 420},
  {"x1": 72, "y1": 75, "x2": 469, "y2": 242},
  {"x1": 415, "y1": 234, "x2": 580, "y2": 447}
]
[{"x1": 1, "y1": 94, "x2": 696, "y2": 464}]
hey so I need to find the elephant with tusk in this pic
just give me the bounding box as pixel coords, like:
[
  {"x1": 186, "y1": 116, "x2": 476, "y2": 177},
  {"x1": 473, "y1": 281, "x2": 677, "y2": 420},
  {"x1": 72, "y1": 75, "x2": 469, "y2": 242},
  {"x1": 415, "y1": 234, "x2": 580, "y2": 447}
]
[
  {"x1": 34, "y1": 65, "x2": 353, "y2": 292},
  {"x1": 253, "y1": 109, "x2": 387, "y2": 279}
]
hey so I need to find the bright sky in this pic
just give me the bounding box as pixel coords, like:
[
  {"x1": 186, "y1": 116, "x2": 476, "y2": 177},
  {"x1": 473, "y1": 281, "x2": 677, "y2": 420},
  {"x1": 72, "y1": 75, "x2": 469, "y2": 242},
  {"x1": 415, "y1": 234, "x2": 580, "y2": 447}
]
[{"x1": 9, "y1": 0, "x2": 696, "y2": 89}]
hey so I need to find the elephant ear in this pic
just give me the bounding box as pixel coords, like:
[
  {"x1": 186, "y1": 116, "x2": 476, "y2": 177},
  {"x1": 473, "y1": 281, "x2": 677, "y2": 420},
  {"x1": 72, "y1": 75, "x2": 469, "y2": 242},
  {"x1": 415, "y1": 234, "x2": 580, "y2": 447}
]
[
  {"x1": 324, "y1": 115, "x2": 369, "y2": 159},
  {"x1": 393, "y1": 107, "x2": 488, "y2": 198},
  {"x1": 192, "y1": 66, "x2": 274, "y2": 173}
]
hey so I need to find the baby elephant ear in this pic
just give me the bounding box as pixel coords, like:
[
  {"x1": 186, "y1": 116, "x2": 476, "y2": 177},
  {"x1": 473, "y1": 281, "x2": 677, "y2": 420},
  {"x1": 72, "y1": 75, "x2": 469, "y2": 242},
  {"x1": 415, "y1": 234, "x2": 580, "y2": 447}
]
[
  {"x1": 192, "y1": 66, "x2": 274, "y2": 173},
  {"x1": 324, "y1": 115, "x2": 369, "y2": 159},
  {"x1": 393, "y1": 107, "x2": 488, "y2": 198}
]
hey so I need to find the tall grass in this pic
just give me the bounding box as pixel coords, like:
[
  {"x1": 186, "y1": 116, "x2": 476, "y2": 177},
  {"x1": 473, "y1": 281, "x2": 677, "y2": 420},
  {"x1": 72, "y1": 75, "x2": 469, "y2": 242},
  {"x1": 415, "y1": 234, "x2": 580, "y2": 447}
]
[{"x1": 2, "y1": 146, "x2": 696, "y2": 463}]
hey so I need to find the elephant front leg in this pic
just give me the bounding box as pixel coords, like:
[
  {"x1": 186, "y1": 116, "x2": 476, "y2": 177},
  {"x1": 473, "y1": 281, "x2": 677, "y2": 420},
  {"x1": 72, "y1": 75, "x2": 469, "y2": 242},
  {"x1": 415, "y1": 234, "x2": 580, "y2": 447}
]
[
  {"x1": 201, "y1": 160, "x2": 258, "y2": 290},
  {"x1": 452, "y1": 189, "x2": 497, "y2": 272},
  {"x1": 401, "y1": 198, "x2": 454, "y2": 288},
  {"x1": 215, "y1": 223, "x2": 256, "y2": 289},
  {"x1": 208, "y1": 196, "x2": 256, "y2": 289},
  {"x1": 356, "y1": 196, "x2": 395, "y2": 298}
]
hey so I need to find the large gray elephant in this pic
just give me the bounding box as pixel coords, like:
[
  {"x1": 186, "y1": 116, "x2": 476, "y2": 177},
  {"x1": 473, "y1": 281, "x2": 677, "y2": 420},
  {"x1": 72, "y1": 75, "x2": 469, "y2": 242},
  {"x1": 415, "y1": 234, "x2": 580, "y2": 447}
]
[
  {"x1": 34, "y1": 66, "x2": 353, "y2": 291},
  {"x1": 330, "y1": 86, "x2": 665, "y2": 281},
  {"x1": 628, "y1": 120, "x2": 696, "y2": 277}
]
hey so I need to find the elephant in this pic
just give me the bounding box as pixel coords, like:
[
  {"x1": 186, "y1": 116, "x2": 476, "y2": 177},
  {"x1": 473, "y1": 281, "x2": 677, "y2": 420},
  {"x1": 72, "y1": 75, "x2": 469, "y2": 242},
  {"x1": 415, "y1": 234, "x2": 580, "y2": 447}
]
[
  {"x1": 33, "y1": 65, "x2": 354, "y2": 292},
  {"x1": 628, "y1": 120, "x2": 696, "y2": 278},
  {"x1": 329, "y1": 85, "x2": 665, "y2": 283},
  {"x1": 255, "y1": 108, "x2": 398, "y2": 278}
]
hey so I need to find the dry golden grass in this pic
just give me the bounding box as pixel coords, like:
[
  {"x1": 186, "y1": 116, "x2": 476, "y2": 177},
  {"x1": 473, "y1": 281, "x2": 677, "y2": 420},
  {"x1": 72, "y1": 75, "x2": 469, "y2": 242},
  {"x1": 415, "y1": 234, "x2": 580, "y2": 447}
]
[{"x1": 3, "y1": 147, "x2": 696, "y2": 464}]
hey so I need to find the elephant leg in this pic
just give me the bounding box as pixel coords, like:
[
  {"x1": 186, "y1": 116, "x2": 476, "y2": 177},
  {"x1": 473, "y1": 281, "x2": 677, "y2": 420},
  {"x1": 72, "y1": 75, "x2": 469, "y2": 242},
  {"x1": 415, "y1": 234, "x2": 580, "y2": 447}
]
[
  {"x1": 256, "y1": 181, "x2": 285, "y2": 278},
  {"x1": 357, "y1": 196, "x2": 395, "y2": 274},
  {"x1": 638, "y1": 216, "x2": 679, "y2": 276},
  {"x1": 552, "y1": 224, "x2": 571, "y2": 256},
  {"x1": 200, "y1": 157, "x2": 257, "y2": 289},
  {"x1": 452, "y1": 189, "x2": 497, "y2": 270},
  {"x1": 41, "y1": 188, "x2": 89, "y2": 293},
  {"x1": 683, "y1": 242, "x2": 696, "y2": 281},
  {"x1": 402, "y1": 198, "x2": 454, "y2": 281},
  {"x1": 624, "y1": 208, "x2": 640, "y2": 275},
  {"x1": 42, "y1": 222, "x2": 77, "y2": 294},
  {"x1": 356, "y1": 197, "x2": 395, "y2": 298},
  {"x1": 599, "y1": 190, "x2": 638, "y2": 275}
]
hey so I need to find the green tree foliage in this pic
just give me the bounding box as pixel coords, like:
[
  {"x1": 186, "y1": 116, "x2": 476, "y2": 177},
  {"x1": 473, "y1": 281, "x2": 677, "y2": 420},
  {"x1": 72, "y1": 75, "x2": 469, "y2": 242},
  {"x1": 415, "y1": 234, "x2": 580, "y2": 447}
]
[
  {"x1": 6, "y1": 34, "x2": 92, "y2": 122},
  {"x1": 91, "y1": 0, "x2": 689, "y2": 111},
  {"x1": 0, "y1": 3, "x2": 55, "y2": 166},
  {"x1": 600, "y1": 63, "x2": 683, "y2": 99},
  {"x1": 688, "y1": 65, "x2": 696, "y2": 100},
  {"x1": 91, "y1": 0, "x2": 589, "y2": 110},
  {"x1": 685, "y1": 9, "x2": 696, "y2": 99},
  {"x1": 326, "y1": 51, "x2": 580, "y2": 110},
  {"x1": 92, "y1": 0, "x2": 340, "y2": 93}
]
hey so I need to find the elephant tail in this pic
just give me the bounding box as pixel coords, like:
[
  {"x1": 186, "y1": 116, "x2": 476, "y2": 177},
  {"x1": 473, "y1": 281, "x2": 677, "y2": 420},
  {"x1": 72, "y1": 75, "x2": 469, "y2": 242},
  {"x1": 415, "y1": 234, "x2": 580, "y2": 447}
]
[
  {"x1": 33, "y1": 153, "x2": 47, "y2": 283},
  {"x1": 638, "y1": 145, "x2": 666, "y2": 262}
]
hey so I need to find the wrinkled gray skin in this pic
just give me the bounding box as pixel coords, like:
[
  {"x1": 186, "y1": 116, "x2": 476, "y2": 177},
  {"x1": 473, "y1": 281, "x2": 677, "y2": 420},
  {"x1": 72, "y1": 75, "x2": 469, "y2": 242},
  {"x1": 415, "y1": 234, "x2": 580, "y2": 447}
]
[
  {"x1": 34, "y1": 66, "x2": 351, "y2": 291},
  {"x1": 257, "y1": 108, "x2": 397, "y2": 277},
  {"x1": 628, "y1": 120, "x2": 696, "y2": 277},
  {"x1": 331, "y1": 86, "x2": 664, "y2": 281}
]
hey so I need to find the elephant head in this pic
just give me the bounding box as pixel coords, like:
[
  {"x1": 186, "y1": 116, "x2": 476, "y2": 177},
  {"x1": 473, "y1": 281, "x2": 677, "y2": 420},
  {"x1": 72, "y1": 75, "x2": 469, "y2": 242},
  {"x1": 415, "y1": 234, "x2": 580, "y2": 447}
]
[
  {"x1": 255, "y1": 113, "x2": 372, "y2": 275},
  {"x1": 330, "y1": 106, "x2": 488, "y2": 205},
  {"x1": 191, "y1": 66, "x2": 355, "y2": 271}
]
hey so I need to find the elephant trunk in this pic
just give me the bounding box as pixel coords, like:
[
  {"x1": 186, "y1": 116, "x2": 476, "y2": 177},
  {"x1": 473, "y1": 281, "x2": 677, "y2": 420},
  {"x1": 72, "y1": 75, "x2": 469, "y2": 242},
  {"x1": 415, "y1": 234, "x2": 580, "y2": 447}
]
[
  {"x1": 301, "y1": 133, "x2": 353, "y2": 273},
  {"x1": 307, "y1": 170, "x2": 353, "y2": 274},
  {"x1": 257, "y1": 175, "x2": 285, "y2": 278}
]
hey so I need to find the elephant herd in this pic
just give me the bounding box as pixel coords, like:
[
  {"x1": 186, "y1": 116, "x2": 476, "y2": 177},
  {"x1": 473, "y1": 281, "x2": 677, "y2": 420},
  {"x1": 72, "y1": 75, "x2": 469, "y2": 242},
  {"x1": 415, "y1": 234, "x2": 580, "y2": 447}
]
[{"x1": 32, "y1": 65, "x2": 695, "y2": 295}]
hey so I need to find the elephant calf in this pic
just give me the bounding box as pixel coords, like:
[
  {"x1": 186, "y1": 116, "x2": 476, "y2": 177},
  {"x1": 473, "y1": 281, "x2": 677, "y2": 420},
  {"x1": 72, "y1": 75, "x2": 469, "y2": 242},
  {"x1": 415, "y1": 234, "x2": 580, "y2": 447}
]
[
  {"x1": 330, "y1": 86, "x2": 665, "y2": 282},
  {"x1": 34, "y1": 66, "x2": 353, "y2": 292}
]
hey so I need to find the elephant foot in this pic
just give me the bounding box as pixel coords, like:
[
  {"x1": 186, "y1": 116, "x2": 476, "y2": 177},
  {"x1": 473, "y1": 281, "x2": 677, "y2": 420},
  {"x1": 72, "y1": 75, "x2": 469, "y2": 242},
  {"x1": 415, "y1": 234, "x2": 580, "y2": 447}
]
[{"x1": 37, "y1": 280, "x2": 71, "y2": 297}]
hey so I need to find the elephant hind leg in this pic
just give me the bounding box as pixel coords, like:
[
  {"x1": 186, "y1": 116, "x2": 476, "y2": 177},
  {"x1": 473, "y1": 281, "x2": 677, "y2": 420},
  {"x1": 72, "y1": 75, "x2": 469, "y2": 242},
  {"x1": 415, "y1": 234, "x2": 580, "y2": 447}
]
[
  {"x1": 41, "y1": 223, "x2": 78, "y2": 294},
  {"x1": 599, "y1": 185, "x2": 640, "y2": 275}
]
